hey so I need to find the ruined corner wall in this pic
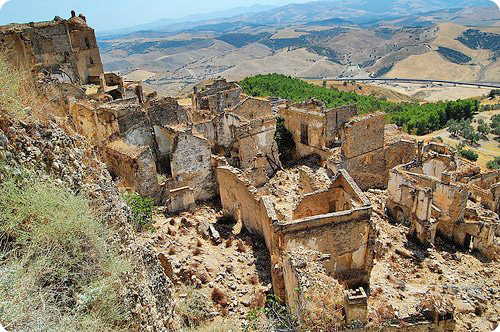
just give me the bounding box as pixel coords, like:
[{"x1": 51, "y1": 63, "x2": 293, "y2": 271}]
[
  {"x1": 216, "y1": 166, "x2": 277, "y2": 250},
  {"x1": 103, "y1": 140, "x2": 159, "y2": 198},
  {"x1": 275, "y1": 207, "x2": 374, "y2": 287},
  {"x1": 236, "y1": 117, "x2": 280, "y2": 172},
  {"x1": 324, "y1": 105, "x2": 358, "y2": 145},
  {"x1": 171, "y1": 131, "x2": 215, "y2": 201},
  {"x1": 279, "y1": 107, "x2": 329, "y2": 160},
  {"x1": 468, "y1": 171, "x2": 500, "y2": 214}
]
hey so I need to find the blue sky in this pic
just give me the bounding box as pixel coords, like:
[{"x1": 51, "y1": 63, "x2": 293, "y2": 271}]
[{"x1": 0, "y1": 0, "x2": 311, "y2": 31}]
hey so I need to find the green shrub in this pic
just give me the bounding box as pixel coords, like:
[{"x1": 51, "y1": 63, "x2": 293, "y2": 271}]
[
  {"x1": 0, "y1": 175, "x2": 129, "y2": 332},
  {"x1": 124, "y1": 192, "x2": 154, "y2": 231},
  {"x1": 486, "y1": 156, "x2": 500, "y2": 170},
  {"x1": 459, "y1": 149, "x2": 479, "y2": 162}
]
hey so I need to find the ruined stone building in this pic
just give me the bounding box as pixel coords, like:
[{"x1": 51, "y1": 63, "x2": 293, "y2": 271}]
[
  {"x1": 192, "y1": 79, "x2": 242, "y2": 113},
  {"x1": 217, "y1": 164, "x2": 376, "y2": 322},
  {"x1": 386, "y1": 143, "x2": 500, "y2": 259},
  {"x1": 0, "y1": 13, "x2": 126, "y2": 98},
  {"x1": 280, "y1": 99, "x2": 416, "y2": 190}
]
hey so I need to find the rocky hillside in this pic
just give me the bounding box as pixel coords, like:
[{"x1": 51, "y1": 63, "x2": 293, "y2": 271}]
[{"x1": 0, "y1": 66, "x2": 173, "y2": 331}]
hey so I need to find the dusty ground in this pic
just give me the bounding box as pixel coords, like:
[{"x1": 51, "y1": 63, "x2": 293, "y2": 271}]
[
  {"x1": 139, "y1": 205, "x2": 272, "y2": 329},
  {"x1": 365, "y1": 190, "x2": 500, "y2": 332}
]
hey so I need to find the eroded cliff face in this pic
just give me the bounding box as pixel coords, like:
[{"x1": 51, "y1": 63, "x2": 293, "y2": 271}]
[{"x1": 0, "y1": 114, "x2": 174, "y2": 331}]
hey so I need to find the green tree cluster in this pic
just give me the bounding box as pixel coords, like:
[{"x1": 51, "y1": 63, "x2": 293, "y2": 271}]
[{"x1": 240, "y1": 74, "x2": 478, "y2": 135}]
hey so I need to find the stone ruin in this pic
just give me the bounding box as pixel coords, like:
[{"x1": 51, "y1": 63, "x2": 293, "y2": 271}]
[
  {"x1": 386, "y1": 142, "x2": 500, "y2": 260},
  {"x1": 2, "y1": 14, "x2": 498, "y2": 331}
]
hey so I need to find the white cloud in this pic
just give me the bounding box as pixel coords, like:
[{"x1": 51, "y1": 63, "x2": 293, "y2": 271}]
[
  {"x1": 0, "y1": 0, "x2": 9, "y2": 10},
  {"x1": 492, "y1": 0, "x2": 500, "y2": 9}
]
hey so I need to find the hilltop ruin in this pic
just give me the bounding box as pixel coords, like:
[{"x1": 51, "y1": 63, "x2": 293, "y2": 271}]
[{"x1": 1, "y1": 13, "x2": 499, "y2": 332}]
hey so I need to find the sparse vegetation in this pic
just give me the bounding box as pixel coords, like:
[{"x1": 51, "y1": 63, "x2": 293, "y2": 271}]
[
  {"x1": 459, "y1": 148, "x2": 479, "y2": 162},
  {"x1": 123, "y1": 192, "x2": 154, "y2": 231},
  {"x1": 299, "y1": 276, "x2": 345, "y2": 332},
  {"x1": 176, "y1": 287, "x2": 213, "y2": 328},
  {"x1": 0, "y1": 174, "x2": 129, "y2": 332},
  {"x1": 457, "y1": 29, "x2": 500, "y2": 59},
  {"x1": 486, "y1": 156, "x2": 500, "y2": 170}
]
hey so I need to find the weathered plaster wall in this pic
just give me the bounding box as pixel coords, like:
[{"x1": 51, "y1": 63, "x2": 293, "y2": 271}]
[
  {"x1": 104, "y1": 139, "x2": 159, "y2": 198},
  {"x1": 171, "y1": 130, "x2": 215, "y2": 201},
  {"x1": 276, "y1": 209, "x2": 374, "y2": 286},
  {"x1": 342, "y1": 112, "x2": 385, "y2": 159},
  {"x1": 231, "y1": 97, "x2": 273, "y2": 120}
]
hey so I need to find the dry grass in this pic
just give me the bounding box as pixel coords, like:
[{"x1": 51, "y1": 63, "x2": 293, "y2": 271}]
[
  {"x1": 0, "y1": 174, "x2": 130, "y2": 332},
  {"x1": 0, "y1": 51, "x2": 57, "y2": 123},
  {"x1": 211, "y1": 288, "x2": 227, "y2": 307},
  {"x1": 176, "y1": 287, "x2": 213, "y2": 328},
  {"x1": 193, "y1": 248, "x2": 202, "y2": 256},
  {"x1": 168, "y1": 247, "x2": 177, "y2": 255},
  {"x1": 299, "y1": 274, "x2": 345, "y2": 332},
  {"x1": 236, "y1": 240, "x2": 246, "y2": 253}
]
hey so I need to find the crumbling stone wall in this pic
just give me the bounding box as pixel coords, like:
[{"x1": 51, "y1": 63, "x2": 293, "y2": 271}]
[
  {"x1": 148, "y1": 97, "x2": 188, "y2": 127},
  {"x1": 0, "y1": 15, "x2": 104, "y2": 84},
  {"x1": 170, "y1": 129, "x2": 215, "y2": 201},
  {"x1": 230, "y1": 97, "x2": 273, "y2": 120},
  {"x1": 103, "y1": 139, "x2": 160, "y2": 198},
  {"x1": 325, "y1": 105, "x2": 358, "y2": 146},
  {"x1": 342, "y1": 113, "x2": 385, "y2": 159},
  {"x1": 192, "y1": 79, "x2": 241, "y2": 113}
]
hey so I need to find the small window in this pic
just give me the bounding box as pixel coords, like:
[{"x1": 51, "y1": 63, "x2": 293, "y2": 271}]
[
  {"x1": 197, "y1": 155, "x2": 203, "y2": 162},
  {"x1": 300, "y1": 123, "x2": 309, "y2": 145},
  {"x1": 89, "y1": 57, "x2": 94, "y2": 65},
  {"x1": 85, "y1": 37, "x2": 91, "y2": 48}
]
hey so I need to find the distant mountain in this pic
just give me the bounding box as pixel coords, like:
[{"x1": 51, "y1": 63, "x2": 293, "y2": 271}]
[
  {"x1": 100, "y1": 0, "x2": 499, "y2": 37},
  {"x1": 97, "y1": 4, "x2": 276, "y2": 37}
]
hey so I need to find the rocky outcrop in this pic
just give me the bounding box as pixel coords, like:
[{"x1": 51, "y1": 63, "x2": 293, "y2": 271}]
[{"x1": 0, "y1": 114, "x2": 174, "y2": 331}]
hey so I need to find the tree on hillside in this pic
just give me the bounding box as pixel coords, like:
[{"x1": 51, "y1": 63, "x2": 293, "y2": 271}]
[{"x1": 477, "y1": 119, "x2": 490, "y2": 139}]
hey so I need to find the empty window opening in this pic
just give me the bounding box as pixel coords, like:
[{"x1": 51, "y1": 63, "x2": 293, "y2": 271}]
[
  {"x1": 464, "y1": 234, "x2": 474, "y2": 252},
  {"x1": 85, "y1": 37, "x2": 91, "y2": 48},
  {"x1": 328, "y1": 200, "x2": 337, "y2": 213},
  {"x1": 300, "y1": 123, "x2": 309, "y2": 145},
  {"x1": 89, "y1": 57, "x2": 94, "y2": 65}
]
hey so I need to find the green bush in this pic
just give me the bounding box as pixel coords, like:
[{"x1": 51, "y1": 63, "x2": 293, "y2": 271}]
[
  {"x1": 0, "y1": 175, "x2": 129, "y2": 332},
  {"x1": 124, "y1": 192, "x2": 154, "y2": 231},
  {"x1": 459, "y1": 149, "x2": 479, "y2": 162},
  {"x1": 486, "y1": 156, "x2": 500, "y2": 170}
]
